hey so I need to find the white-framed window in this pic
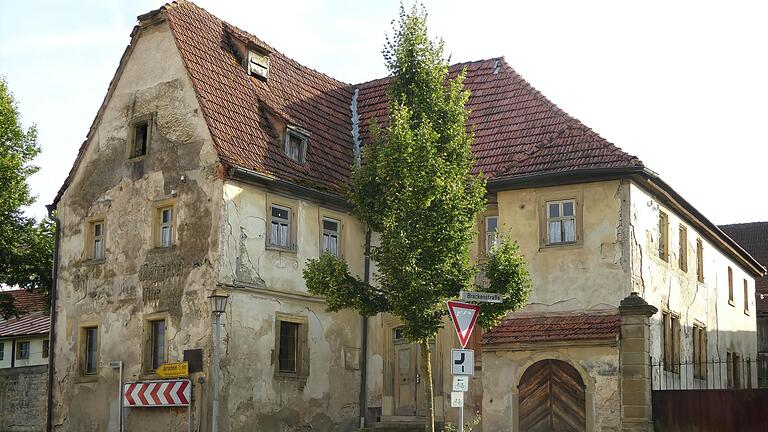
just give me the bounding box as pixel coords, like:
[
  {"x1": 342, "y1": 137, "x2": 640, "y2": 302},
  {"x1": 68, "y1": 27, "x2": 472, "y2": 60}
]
[
  {"x1": 248, "y1": 49, "x2": 269, "y2": 80},
  {"x1": 284, "y1": 127, "x2": 308, "y2": 163},
  {"x1": 92, "y1": 221, "x2": 105, "y2": 260},
  {"x1": 270, "y1": 205, "x2": 291, "y2": 249},
  {"x1": 159, "y1": 206, "x2": 174, "y2": 248},
  {"x1": 484, "y1": 216, "x2": 499, "y2": 254},
  {"x1": 546, "y1": 200, "x2": 576, "y2": 244},
  {"x1": 322, "y1": 218, "x2": 340, "y2": 257}
]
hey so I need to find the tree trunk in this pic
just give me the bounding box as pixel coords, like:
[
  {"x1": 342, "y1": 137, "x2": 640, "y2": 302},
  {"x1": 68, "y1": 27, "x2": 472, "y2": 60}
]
[{"x1": 420, "y1": 339, "x2": 435, "y2": 432}]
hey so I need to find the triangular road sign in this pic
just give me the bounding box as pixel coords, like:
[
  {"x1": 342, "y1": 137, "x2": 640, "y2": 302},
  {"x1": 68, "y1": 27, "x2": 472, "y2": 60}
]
[{"x1": 447, "y1": 300, "x2": 480, "y2": 348}]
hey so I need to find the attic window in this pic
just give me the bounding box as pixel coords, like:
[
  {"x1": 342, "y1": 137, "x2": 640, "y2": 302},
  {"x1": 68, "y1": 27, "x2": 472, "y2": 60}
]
[
  {"x1": 132, "y1": 122, "x2": 149, "y2": 158},
  {"x1": 248, "y1": 49, "x2": 269, "y2": 80},
  {"x1": 284, "y1": 126, "x2": 309, "y2": 163}
]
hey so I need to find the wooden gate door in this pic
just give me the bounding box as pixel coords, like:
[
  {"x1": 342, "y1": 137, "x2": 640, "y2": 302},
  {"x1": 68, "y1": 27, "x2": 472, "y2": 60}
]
[
  {"x1": 519, "y1": 359, "x2": 586, "y2": 432},
  {"x1": 394, "y1": 333, "x2": 418, "y2": 415}
]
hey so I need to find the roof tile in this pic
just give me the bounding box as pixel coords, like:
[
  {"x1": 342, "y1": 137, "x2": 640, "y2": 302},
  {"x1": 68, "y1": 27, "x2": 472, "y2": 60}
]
[{"x1": 481, "y1": 312, "x2": 621, "y2": 345}]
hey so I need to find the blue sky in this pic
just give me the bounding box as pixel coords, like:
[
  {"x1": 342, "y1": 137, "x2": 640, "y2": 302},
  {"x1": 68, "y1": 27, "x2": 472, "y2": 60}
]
[{"x1": 1, "y1": 0, "x2": 766, "y2": 224}]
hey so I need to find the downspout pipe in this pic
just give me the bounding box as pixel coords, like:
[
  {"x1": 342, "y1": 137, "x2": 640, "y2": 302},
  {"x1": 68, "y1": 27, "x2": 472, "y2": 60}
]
[
  {"x1": 359, "y1": 229, "x2": 371, "y2": 428},
  {"x1": 45, "y1": 205, "x2": 61, "y2": 432}
]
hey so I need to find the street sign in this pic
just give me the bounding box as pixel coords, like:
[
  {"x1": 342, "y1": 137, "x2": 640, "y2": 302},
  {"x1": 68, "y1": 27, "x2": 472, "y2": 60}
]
[
  {"x1": 452, "y1": 375, "x2": 469, "y2": 392},
  {"x1": 450, "y1": 391, "x2": 464, "y2": 408},
  {"x1": 123, "y1": 380, "x2": 191, "y2": 407},
  {"x1": 447, "y1": 301, "x2": 480, "y2": 348},
  {"x1": 451, "y1": 349, "x2": 474, "y2": 376},
  {"x1": 156, "y1": 361, "x2": 189, "y2": 378},
  {"x1": 459, "y1": 290, "x2": 502, "y2": 303}
]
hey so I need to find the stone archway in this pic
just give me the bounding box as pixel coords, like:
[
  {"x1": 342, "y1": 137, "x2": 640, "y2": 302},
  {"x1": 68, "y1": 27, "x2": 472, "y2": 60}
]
[{"x1": 518, "y1": 359, "x2": 586, "y2": 432}]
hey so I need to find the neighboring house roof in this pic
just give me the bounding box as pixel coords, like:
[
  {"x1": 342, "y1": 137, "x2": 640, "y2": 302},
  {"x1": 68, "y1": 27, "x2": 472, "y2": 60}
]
[
  {"x1": 481, "y1": 312, "x2": 621, "y2": 345},
  {"x1": 0, "y1": 311, "x2": 50, "y2": 338},
  {"x1": 719, "y1": 222, "x2": 768, "y2": 311},
  {"x1": 48, "y1": 0, "x2": 765, "y2": 277},
  {"x1": 0, "y1": 290, "x2": 49, "y2": 337}
]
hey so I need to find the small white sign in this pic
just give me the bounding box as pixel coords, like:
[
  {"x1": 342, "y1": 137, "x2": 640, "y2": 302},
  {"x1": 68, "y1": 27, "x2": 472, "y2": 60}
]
[
  {"x1": 451, "y1": 349, "x2": 474, "y2": 376},
  {"x1": 450, "y1": 391, "x2": 464, "y2": 408},
  {"x1": 452, "y1": 375, "x2": 469, "y2": 392},
  {"x1": 459, "y1": 290, "x2": 503, "y2": 303}
]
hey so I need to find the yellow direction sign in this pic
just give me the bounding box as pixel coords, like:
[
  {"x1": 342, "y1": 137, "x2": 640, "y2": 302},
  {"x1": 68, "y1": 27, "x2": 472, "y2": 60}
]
[{"x1": 156, "y1": 361, "x2": 189, "y2": 378}]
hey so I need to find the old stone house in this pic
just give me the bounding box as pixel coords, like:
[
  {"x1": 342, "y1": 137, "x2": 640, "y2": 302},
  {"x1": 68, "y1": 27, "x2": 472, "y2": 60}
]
[
  {"x1": 48, "y1": 1, "x2": 765, "y2": 431},
  {"x1": 0, "y1": 289, "x2": 50, "y2": 432}
]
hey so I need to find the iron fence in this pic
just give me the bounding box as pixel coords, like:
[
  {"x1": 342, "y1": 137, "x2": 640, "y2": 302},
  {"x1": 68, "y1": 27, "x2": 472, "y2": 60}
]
[{"x1": 651, "y1": 357, "x2": 757, "y2": 390}]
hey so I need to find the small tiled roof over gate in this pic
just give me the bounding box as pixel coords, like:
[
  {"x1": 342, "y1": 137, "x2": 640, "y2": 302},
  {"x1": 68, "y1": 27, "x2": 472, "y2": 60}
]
[{"x1": 481, "y1": 312, "x2": 621, "y2": 345}]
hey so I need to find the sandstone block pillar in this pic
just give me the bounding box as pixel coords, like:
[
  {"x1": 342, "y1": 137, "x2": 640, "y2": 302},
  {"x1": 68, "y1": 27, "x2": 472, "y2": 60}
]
[{"x1": 619, "y1": 292, "x2": 658, "y2": 432}]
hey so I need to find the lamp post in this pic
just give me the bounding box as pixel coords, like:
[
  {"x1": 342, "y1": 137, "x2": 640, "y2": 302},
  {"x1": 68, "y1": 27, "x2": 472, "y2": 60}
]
[{"x1": 209, "y1": 290, "x2": 229, "y2": 432}]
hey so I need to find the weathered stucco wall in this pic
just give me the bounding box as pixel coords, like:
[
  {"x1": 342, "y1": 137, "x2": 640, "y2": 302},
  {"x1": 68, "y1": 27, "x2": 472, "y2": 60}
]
[
  {"x1": 482, "y1": 345, "x2": 620, "y2": 432},
  {"x1": 218, "y1": 181, "x2": 367, "y2": 431},
  {"x1": 0, "y1": 365, "x2": 48, "y2": 432},
  {"x1": 53, "y1": 21, "x2": 222, "y2": 431},
  {"x1": 496, "y1": 181, "x2": 630, "y2": 312},
  {"x1": 628, "y1": 182, "x2": 758, "y2": 386}
]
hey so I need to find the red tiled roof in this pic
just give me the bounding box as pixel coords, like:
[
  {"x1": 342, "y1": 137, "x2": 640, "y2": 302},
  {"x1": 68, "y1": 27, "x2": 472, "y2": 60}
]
[
  {"x1": 481, "y1": 312, "x2": 621, "y2": 345},
  {"x1": 0, "y1": 311, "x2": 50, "y2": 337},
  {"x1": 164, "y1": 1, "x2": 355, "y2": 193},
  {"x1": 719, "y1": 222, "x2": 768, "y2": 312},
  {"x1": 0, "y1": 289, "x2": 47, "y2": 314},
  {"x1": 356, "y1": 59, "x2": 643, "y2": 180}
]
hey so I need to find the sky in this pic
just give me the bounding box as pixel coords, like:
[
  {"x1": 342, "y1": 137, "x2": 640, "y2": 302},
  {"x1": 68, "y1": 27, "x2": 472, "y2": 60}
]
[{"x1": 0, "y1": 0, "x2": 766, "y2": 224}]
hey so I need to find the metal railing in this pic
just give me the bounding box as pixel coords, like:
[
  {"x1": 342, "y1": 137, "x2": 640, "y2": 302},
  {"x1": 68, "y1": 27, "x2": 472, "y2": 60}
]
[{"x1": 651, "y1": 357, "x2": 757, "y2": 390}]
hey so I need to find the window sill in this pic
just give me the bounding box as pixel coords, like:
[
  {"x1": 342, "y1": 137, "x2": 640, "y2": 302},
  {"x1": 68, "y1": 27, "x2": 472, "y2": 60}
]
[
  {"x1": 728, "y1": 300, "x2": 735, "y2": 307},
  {"x1": 538, "y1": 242, "x2": 582, "y2": 251},
  {"x1": 77, "y1": 374, "x2": 99, "y2": 384},
  {"x1": 274, "y1": 372, "x2": 307, "y2": 381},
  {"x1": 266, "y1": 244, "x2": 297, "y2": 254},
  {"x1": 745, "y1": 310, "x2": 751, "y2": 316},
  {"x1": 85, "y1": 258, "x2": 106, "y2": 266}
]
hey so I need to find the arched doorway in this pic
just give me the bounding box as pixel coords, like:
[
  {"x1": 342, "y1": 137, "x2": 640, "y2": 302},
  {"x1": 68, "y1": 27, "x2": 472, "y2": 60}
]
[{"x1": 518, "y1": 359, "x2": 586, "y2": 432}]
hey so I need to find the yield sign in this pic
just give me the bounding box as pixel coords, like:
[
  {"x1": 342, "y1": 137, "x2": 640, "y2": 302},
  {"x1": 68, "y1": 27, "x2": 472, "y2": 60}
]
[{"x1": 446, "y1": 300, "x2": 480, "y2": 348}]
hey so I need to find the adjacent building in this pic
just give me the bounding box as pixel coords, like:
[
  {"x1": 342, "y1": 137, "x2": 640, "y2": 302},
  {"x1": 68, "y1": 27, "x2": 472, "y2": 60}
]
[
  {"x1": 48, "y1": 1, "x2": 765, "y2": 431},
  {"x1": 0, "y1": 289, "x2": 50, "y2": 432},
  {"x1": 719, "y1": 221, "x2": 768, "y2": 387}
]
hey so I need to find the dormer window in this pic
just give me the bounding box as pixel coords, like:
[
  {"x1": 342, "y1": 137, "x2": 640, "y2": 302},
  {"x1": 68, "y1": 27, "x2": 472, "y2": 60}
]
[
  {"x1": 284, "y1": 126, "x2": 309, "y2": 163},
  {"x1": 248, "y1": 49, "x2": 269, "y2": 80}
]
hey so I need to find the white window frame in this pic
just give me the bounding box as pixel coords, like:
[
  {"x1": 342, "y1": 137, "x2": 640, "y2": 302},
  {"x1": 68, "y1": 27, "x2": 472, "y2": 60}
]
[
  {"x1": 269, "y1": 204, "x2": 292, "y2": 250},
  {"x1": 322, "y1": 217, "x2": 341, "y2": 257},
  {"x1": 159, "y1": 206, "x2": 174, "y2": 248},
  {"x1": 248, "y1": 49, "x2": 269, "y2": 80},
  {"x1": 545, "y1": 199, "x2": 577, "y2": 245},
  {"x1": 92, "y1": 221, "x2": 105, "y2": 260},
  {"x1": 484, "y1": 215, "x2": 499, "y2": 254}
]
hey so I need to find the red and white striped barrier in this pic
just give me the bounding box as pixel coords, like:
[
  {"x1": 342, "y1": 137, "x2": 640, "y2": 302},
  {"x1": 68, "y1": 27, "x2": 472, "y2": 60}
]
[{"x1": 123, "y1": 380, "x2": 191, "y2": 407}]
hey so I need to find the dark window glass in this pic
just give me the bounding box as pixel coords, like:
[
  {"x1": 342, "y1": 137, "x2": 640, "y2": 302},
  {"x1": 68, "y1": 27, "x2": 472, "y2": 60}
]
[
  {"x1": 84, "y1": 327, "x2": 98, "y2": 374},
  {"x1": 278, "y1": 321, "x2": 299, "y2": 373},
  {"x1": 133, "y1": 123, "x2": 148, "y2": 157},
  {"x1": 42, "y1": 339, "x2": 49, "y2": 358},
  {"x1": 151, "y1": 320, "x2": 166, "y2": 370},
  {"x1": 17, "y1": 341, "x2": 30, "y2": 359}
]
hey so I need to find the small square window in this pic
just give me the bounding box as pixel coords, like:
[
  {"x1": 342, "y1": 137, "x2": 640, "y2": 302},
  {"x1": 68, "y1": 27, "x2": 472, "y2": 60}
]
[
  {"x1": 42, "y1": 339, "x2": 49, "y2": 359},
  {"x1": 284, "y1": 128, "x2": 308, "y2": 163},
  {"x1": 17, "y1": 341, "x2": 30, "y2": 360},
  {"x1": 269, "y1": 205, "x2": 292, "y2": 250},
  {"x1": 546, "y1": 200, "x2": 576, "y2": 245},
  {"x1": 131, "y1": 122, "x2": 149, "y2": 158},
  {"x1": 82, "y1": 326, "x2": 98, "y2": 375},
  {"x1": 150, "y1": 319, "x2": 166, "y2": 371},
  {"x1": 322, "y1": 218, "x2": 340, "y2": 257}
]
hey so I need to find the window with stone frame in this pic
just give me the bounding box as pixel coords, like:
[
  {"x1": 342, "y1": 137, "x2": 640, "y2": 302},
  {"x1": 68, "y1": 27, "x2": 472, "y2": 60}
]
[
  {"x1": 692, "y1": 324, "x2": 707, "y2": 379},
  {"x1": 90, "y1": 220, "x2": 105, "y2": 260},
  {"x1": 81, "y1": 326, "x2": 98, "y2": 375},
  {"x1": 269, "y1": 204, "x2": 293, "y2": 250},
  {"x1": 149, "y1": 319, "x2": 166, "y2": 371},
  {"x1": 678, "y1": 224, "x2": 688, "y2": 272},
  {"x1": 321, "y1": 217, "x2": 341, "y2": 257},
  {"x1": 484, "y1": 215, "x2": 499, "y2": 254},
  {"x1": 658, "y1": 211, "x2": 669, "y2": 261},
  {"x1": 696, "y1": 238, "x2": 704, "y2": 283},
  {"x1": 662, "y1": 311, "x2": 680, "y2": 372},
  {"x1": 274, "y1": 314, "x2": 308, "y2": 378},
  {"x1": 545, "y1": 199, "x2": 577, "y2": 245},
  {"x1": 128, "y1": 115, "x2": 152, "y2": 159}
]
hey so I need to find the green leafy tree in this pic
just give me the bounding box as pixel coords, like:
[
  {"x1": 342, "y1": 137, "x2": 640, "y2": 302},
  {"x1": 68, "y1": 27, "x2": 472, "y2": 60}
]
[
  {"x1": 0, "y1": 76, "x2": 54, "y2": 318},
  {"x1": 304, "y1": 5, "x2": 531, "y2": 430}
]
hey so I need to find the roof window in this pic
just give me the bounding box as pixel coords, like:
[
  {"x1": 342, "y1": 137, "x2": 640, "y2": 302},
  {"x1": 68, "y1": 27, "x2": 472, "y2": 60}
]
[
  {"x1": 284, "y1": 126, "x2": 309, "y2": 163},
  {"x1": 248, "y1": 49, "x2": 269, "y2": 81}
]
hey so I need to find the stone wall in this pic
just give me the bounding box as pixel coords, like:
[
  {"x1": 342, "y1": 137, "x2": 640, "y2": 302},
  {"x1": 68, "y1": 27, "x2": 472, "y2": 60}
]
[{"x1": 0, "y1": 365, "x2": 47, "y2": 432}]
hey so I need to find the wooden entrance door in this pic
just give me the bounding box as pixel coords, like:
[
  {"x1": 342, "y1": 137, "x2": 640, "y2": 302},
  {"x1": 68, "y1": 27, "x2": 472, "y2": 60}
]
[
  {"x1": 394, "y1": 333, "x2": 418, "y2": 415},
  {"x1": 519, "y1": 359, "x2": 586, "y2": 432}
]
